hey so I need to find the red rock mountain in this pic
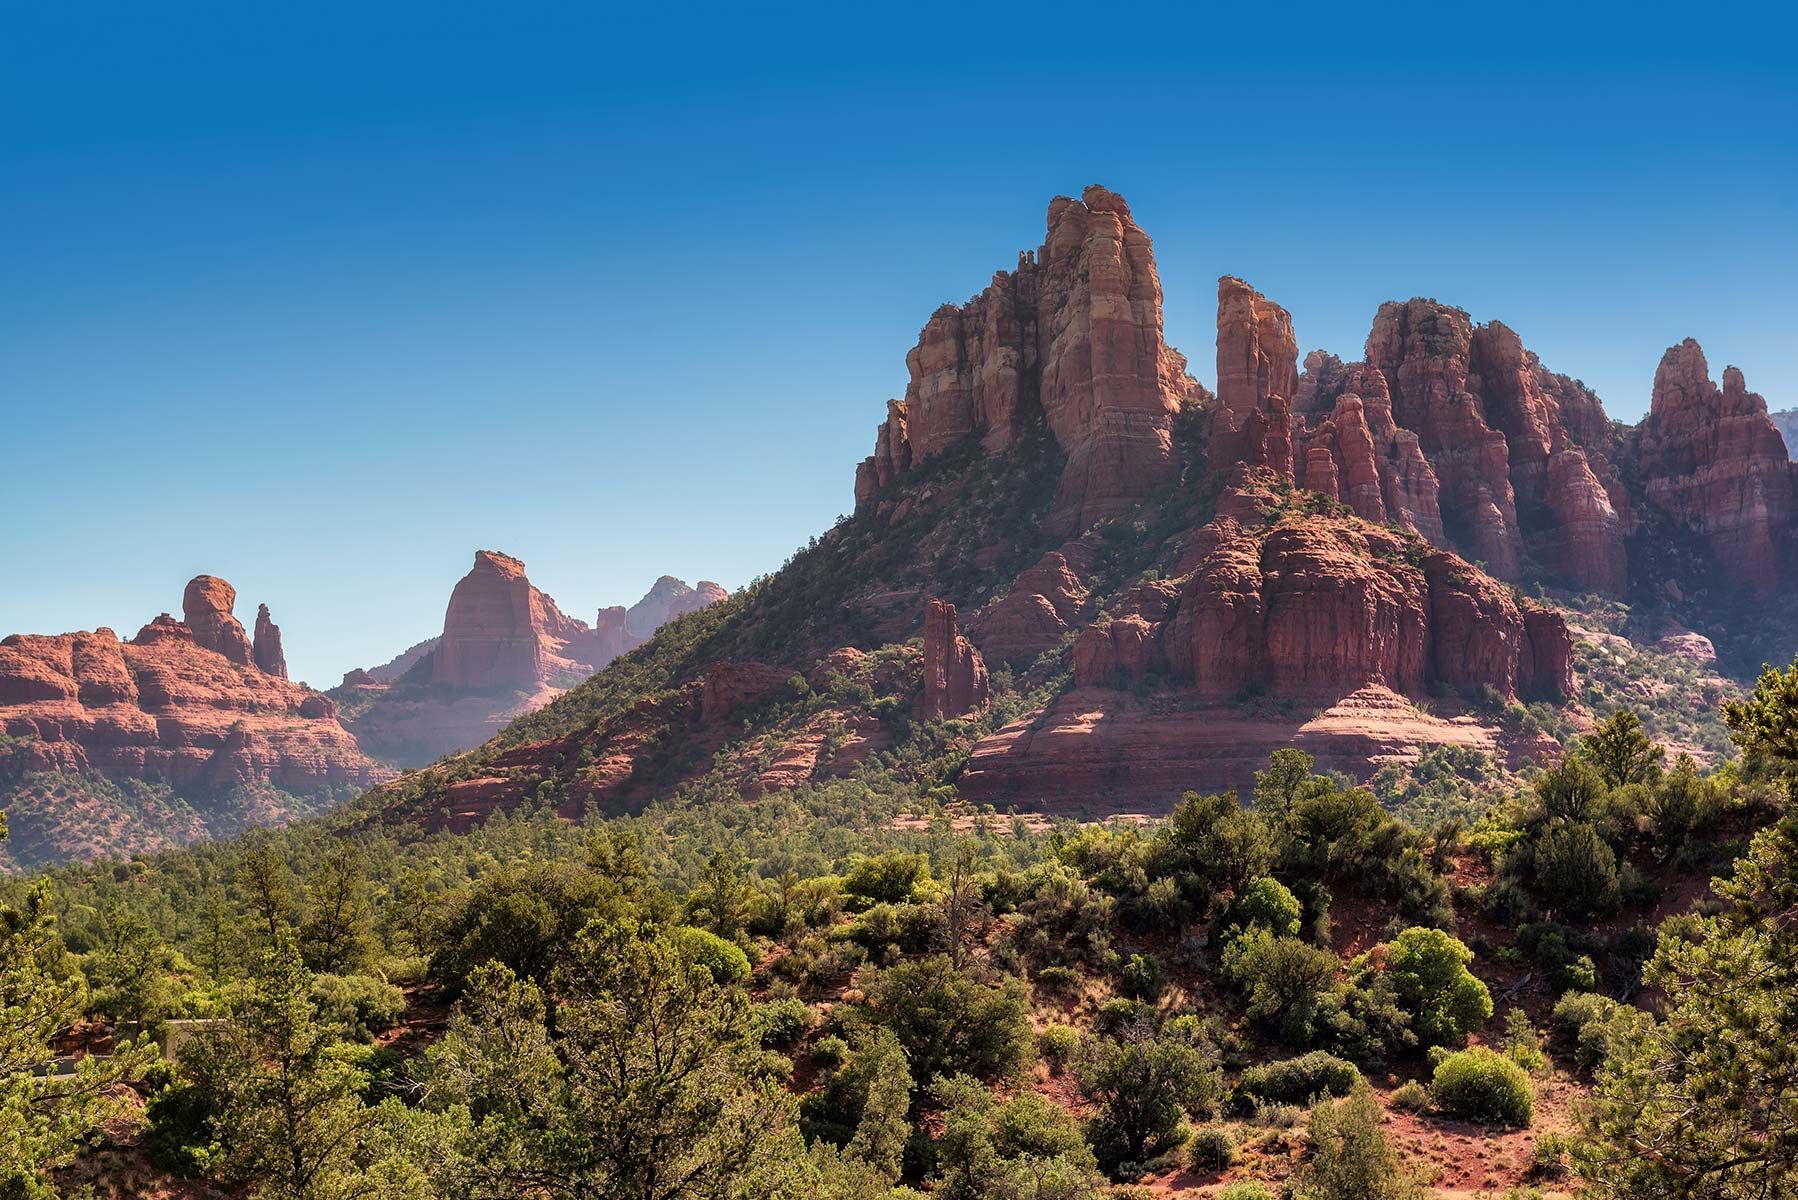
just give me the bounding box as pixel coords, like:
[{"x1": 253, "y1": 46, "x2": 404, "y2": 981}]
[
  {"x1": 1636, "y1": 340, "x2": 1794, "y2": 592},
  {"x1": 855, "y1": 185, "x2": 1203, "y2": 532},
  {"x1": 364, "y1": 185, "x2": 1789, "y2": 832},
  {"x1": 0, "y1": 577, "x2": 383, "y2": 797},
  {"x1": 333, "y1": 556, "x2": 729, "y2": 766}
]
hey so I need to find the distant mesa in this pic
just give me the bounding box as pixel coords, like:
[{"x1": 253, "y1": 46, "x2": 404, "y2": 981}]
[
  {"x1": 330, "y1": 552, "x2": 728, "y2": 766},
  {"x1": 0, "y1": 574, "x2": 387, "y2": 869}
]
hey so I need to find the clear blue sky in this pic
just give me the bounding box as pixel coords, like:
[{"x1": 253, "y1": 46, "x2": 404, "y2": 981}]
[{"x1": 3, "y1": 1, "x2": 1794, "y2": 686}]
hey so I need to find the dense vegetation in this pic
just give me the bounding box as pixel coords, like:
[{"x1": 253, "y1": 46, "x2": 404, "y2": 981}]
[{"x1": 7, "y1": 649, "x2": 1798, "y2": 1197}]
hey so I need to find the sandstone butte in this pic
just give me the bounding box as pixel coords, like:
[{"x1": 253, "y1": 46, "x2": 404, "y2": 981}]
[
  {"x1": 0, "y1": 577, "x2": 383, "y2": 793},
  {"x1": 845, "y1": 185, "x2": 1793, "y2": 805},
  {"x1": 854, "y1": 186, "x2": 1791, "y2": 600},
  {"x1": 332, "y1": 553, "x2": 730, "y2": 766}
]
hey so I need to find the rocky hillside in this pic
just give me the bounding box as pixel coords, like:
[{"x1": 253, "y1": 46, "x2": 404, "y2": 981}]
[
  {"x1": 0, "y1": 576, "x2": 388, "y2": 870},
  {"x1": 361, "y1": 185, "x2": 1794, "y2": 836},
  {"x1": 330, "y1": 552, "x2": 726, "y2": 766}
]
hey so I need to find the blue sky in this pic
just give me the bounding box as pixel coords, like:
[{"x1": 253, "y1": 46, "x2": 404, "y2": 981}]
[{"x1": 3, "y1": 1, "x2": 1794, "y2": 686}]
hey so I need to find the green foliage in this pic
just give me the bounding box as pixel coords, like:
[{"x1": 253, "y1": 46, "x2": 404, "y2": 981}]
[
  {"x1": 842, "y1": 851, "x2": 933, "y2": 906},
  {"x1": 1532, "y1": 821, "x2": 1621, "y2": 918},
  {"x1": 1723, "y1": 654, "x2": 1798, "y2": 799},
  {"x1": 309, "y1": 971, "x2": 406, "y2": 1042},
  {"x1": 1076, "y1": 1018, "x2": 1223, "y2": 1172},
  {"x1": 672, "y1": 925, "x2": 752, "y2": 983},
  {"x1": 0, "y1": 879, "x2": 149, "y2": 1198},
  {"x1": 1231, "y1": 875, "x2": 1301, "y2": 938},
  {"x1": 1381, "y1": 927, "x2": 1492, "y2": 1049},
  {"x1": 1184, "y1": 1124, "x2": 1235, "y2": 1172},
  {"x1": 1223, "y1": 929, "x2": 1341, "y2": 1047},
  {"x1": 800, "y1": 1027, "x2": 913, "y2": 1181},
  {"x1": 421, "y1": 920, "x2": 803, "y2": 1198},
  {"x1": 1578, "y1": 708, "x2": 1665, "y2": 789},
  {"x1": 1578, "y1": 815, "x2": 1798, "y2": 1197},
  {"x1": 1236, "y1": 1051, "x2": 1361, "y2": 1106},
  {"x1": 1289, "y1": 1083, "x2": 1426, "y2": 1200},
  {"x1": 1217, "y1": 1184, "x2": 1274, "y2": 1200},
  {"x1": 931, "y1": 1074, "x2": 1101, "y2": 1199},
  {"x1": 856, "y1": 956, "x2": 1032, "y2": 1087},
  {"x1": 1118, "y1": 953, "x2": 1164, "y2": 1002},
  {"x1": 1430, "y1": 1047, "x2": 1534, "y2": 1126}
]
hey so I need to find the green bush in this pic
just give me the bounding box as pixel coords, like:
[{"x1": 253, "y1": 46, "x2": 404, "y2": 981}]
[
  {"x1": 1389, "y1": 1080, "x2": 1429, "y2": 1111},
  {"x1": 1218, "y1": 1184, "x2": 1275, "y2": 1200},
  {"x1": 1383, "y1": 927, "x2": 1492, "y2": 1048},
  {"x1": 670, "y1": 925, "x2": 751, "y2": 984},
  {"x1": 310, "y1": 972, "x2": 406, "y2": 1042},
  {"x1": 1038, "y1": 1023, "x2": 1079, "y2": 1073},
  {"x1": 1237, "y1": 1051, "x2": 1361, "y2": 1105},
  {"x1": 1119, "y1": 953, "x2": 1165, "y2": 1002},
  {"x1": 1232, "y1": 875, "x2": 1301, "y2": 937},
  {"x1": 1186, "y1": 1124, "x2": 1236, "y2": 1171},
  {"x1": 1430, "y1": 1047, "x2": 1534, "y2": 1126},
  {"x1": 842, "y1": 851, "x2": 932, "y2": 905},
  {"x1": 752, "y1": 997, "x2": 814, "y2": 1049},
  {"x1": 1533, "y1": 822, "x2": 1621, "y2": 918}
]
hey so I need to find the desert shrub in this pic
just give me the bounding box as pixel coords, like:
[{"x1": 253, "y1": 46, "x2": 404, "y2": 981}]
[
  {"x1": 752, "y1": 997, "x2": 814, "y2": 1049},
  {"x1": 1289, "y1": 1082, "x2": 1426, "y2": 1200},
  {"x1": 857, "y1": 955, "x2": 1032, "y2": 1085},
  {"x1": 931, "y1": 1073, "x2": 1100, "y2": 1199},
  {"x1": 1500, "y1": 1008, "x2": 1547, "y2": 1073},
  {"x1": 1430, "y1": 1047, "x2": 1534, "y2": 1126},
  {"x1": 309, "y1": 972, "x2": 405, "y2": 1042},
  {"x1": 1077, "y1": 1019, "x2": 1224, "y2": 1171},
  {"x1": 1232, "y1": 875, "x2": 1302, "y2": 937},
  {"x1": 847, "y1": 901, "x2": 945, "y2": 956},
  {"x1": 1034, "y1": 964, "x2": 1081, "y2": 994},
  {"x1": 1533, "y1": 822, "x2": 1622, "y2": 918},
  {"x1": 1038, "y1": 1023, "x2": 1080, "y2": 1073},
  {"x1": 1237, "y1": 1051, "x2": 1361, "y2": 1106},
  {"x1": 670, "y1": 925, "x2": 751, "y2": 983},
  {"x1": 1119, "y1": 953, "x2": 1165, "y2": 1002},
  {"x1": 811, "y1": 1034, "x2": 850, "y2": 1070},
  {"x1": 1223, "y1": 929, "x2": 1341, "y2": 1046},
  {"x1": 1186, "y1": 1125, "x2": 1236, "y2": 1171},
  {"x1": 842, "y1": 851, "x2": 932, "y2": 906},
  {"x1": 1531, "y1": 1129, "x2": 1572, "y2": 1178},
  {"x1": 1390, "y1": 1080, "x2": 1429, "y2": 1111},
  {"x1": 1382, "y1": 927, "x2": 1491, "y2": 1048},
  {"x1": 1218, "y1": 1184, "x2": 1275, "y2": 1200}
]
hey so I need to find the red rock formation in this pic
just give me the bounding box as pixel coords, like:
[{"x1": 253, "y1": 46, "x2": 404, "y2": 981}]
[
  {"x1": 1365, "y1": 300, "x2": 1527, "y2": 580},
  {"x1": 252, "y1": 604, "x2": 287, "y2": 678},
  {"x1": 182, "y1": 576, "x2": 254, "y2": 665},
  {"x1": 1215, "y1": 276, "x2": 1298, "y2": 477},
  {"x1": 432, "y1": 551, "x2": 586, "y2": 689},
  {"x1": 701, "y1": 661, "x2": 791, "y2": 724},
  {"x1": 856, "y1": 186, "x2": 1198, "y2": 532},
  {"x1": 1636, "y1": 340, "x2": 1792, "y2": 591},
  {"x1": 919, "y1": 599, "x2": 989, "y2": 720},
  {"x1": 969, "y1": 545, "x2": 1095, "y2": 663},
  {"x1": 0, "y1": 592, "x2": 384, "y2": 795},
  {"x1": 1075, "y1": 471, "x2": 1571, "y2": 704},
  {"x1": 626, "y1": 576, "x2": 728, "y2": 642}
]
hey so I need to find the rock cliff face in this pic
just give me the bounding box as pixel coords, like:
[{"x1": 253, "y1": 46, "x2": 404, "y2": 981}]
[
  {"x1": 919, "y1": 600, "x2": 989, "y2": 720},
  {"x1": 432, "y1": 551, "x2": 588, "y2": 689},
  {"x1": 1635, "y1": 341, "x2": 1793, "y2": 591},
  {"x1": 969, "y1": 545, "x2": 1095, "y2": 664},
  {"x1": 182, "y1": 575, "x2": 255, "y2": 666},
  {"x1": 252, "y1": 604, "x2": 288, "y2": 679},
  {"x1": 336, "y1": 561, "x2": 730, "y2": 766},
  {"x1": 1072, "y1": 468, "x2": 1572, "y2": 704},
  {"x1": 855, "y1": 185, "x2": 1200, "y2": 531},
  {"x1": 0, "y1": 578, "x2": 383, "y2": 799}
]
